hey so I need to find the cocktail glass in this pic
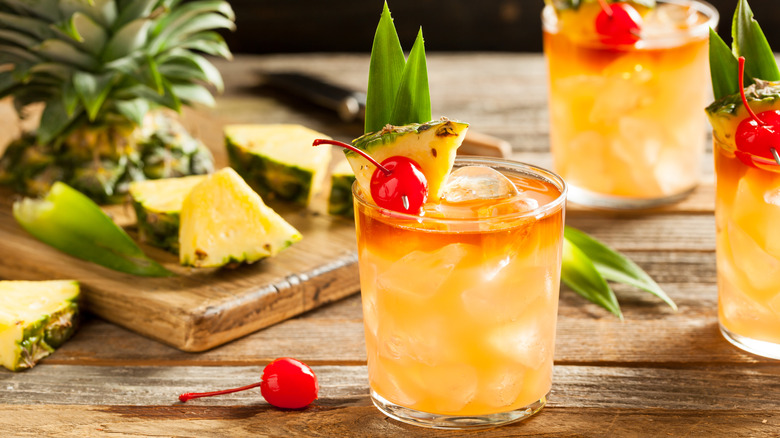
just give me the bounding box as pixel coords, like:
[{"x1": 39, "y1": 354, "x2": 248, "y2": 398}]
[
  {"x1": 353, "y1": 157, "x2": 567, "y2": 429},
  {"x1": 714, "y1": 136, "x2": 780, "y2": 359},
  {"x1": 542, "y1": 0, "x2": 718, "y2": 209}
]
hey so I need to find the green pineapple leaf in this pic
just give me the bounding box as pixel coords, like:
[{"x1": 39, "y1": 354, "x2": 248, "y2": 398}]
[
  {"x1": 365, "y1": 1, "x2": 405, "y2": 133},
  {"x1": 171, "y1": 83, "x2": 215, "y2": 107},
  {"x1": 562, "y1": 238, "x2": 623, "y2": 320},
  {"x1": 73, "y1": 71, "x2": 117, "y2": 121},
  {"x1": 0, "y1": 29, "x2": 38, "y2": 48},
  {"x1": 709, "y1": 28, "x2": 739, "y2": 100},
  {"x1": 732, "y1": 0, "x2": 780, "y2": 83},
  {"x1": 102, "y1": 18, "x2": 151, "y2": 63},
  {"x1": 113, "y1": 0, "x2": 157, "y2": 30},
  {"x1": 13, "y1": 182, "x2": 174, "y2": 277},
  {"x1": 160, "y1": 49, "x2": 224, "y2": 92},
  {"x1": 114, "y1": 98, "x2": 150, "y2": 125},
  {"x1": 37, "y1": 96, "x2": 76, "y2": 144},
  {"x1": 178, "y1": 31, "x2": 232, "y2": 59},
  {"x1": 34, "y1": 39, "x2": 97, "y2": 70},
  {"x1": 64, "y1": 12, "x2": 108, "y2": 56},
  {"x1": 0, "y1": 11, "x2": 54, "y2": 40},
  {"x1": 564, "y1": 226, "x2": 676, "y2": 311},
  {"x1": 389, "y1": 28, "x2": 431, "y2": 128}
]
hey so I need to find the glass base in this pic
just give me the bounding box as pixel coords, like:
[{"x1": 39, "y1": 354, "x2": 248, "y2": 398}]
[
  {"x1": 720, "y1": 323, "x2": 780, "y2": 360},
  {"x1": 370, "y1": 389, "x2": 547, "y2": 430},
  {"x1": 567, "y1": 184, "x2": 696, "y2": 210}
]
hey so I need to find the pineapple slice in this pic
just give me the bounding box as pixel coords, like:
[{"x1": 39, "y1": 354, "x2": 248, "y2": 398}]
[
  {"x1": 179, "y1": 168, "x2": 302, "y2": 268},
  {"x1": 348, "y1": 119, "x2": 468, "y2": 202},
  {"x1": 129, "y1": 175, "x2": 208, "y2": 253},
  {"x1": 328, "y1": 159, "x2": 357, "y2": 218},
  {"x1": 706, "y1": 81, "x2": 780, "y2": 154},
  {"x1": 225, "y1": 124, "x2": 332, "y2": 205},
  {"x1": 0, "y1": 280, "x2": 80, "y2": 371}
]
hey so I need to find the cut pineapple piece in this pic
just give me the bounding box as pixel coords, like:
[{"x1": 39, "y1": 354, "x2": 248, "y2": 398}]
[
  {"x1": 179, "y1": 168, "x2": 302, "y2": 268},
  {"x1": 129, "y1": 175, "x2": 208, "y2": 253},
  {"x1": 225, "y1": 124, "x2": 332, "y2": 205},
  {"x1": 0, "y1": 280, "x2": 80, "y2": 371},
  {"x1": 328, "y1": 158, "x2": 357, "y2": 218},
  {"x1": 706, "y1": 81, "x2": 780, "y2": 153},
  {"x1": 348, "y1": 119, "x2": 468, "y2": 203}
]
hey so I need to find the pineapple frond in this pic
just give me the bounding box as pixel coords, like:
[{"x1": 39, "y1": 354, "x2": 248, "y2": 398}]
[{"x1": 0, "y1": 0, "x2": 235, "y2": 145}]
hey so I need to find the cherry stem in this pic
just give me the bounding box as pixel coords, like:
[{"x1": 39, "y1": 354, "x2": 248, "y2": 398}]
[
  {"x1": 597, "y1": 0, "x2": 614, "y2": 18},
  {"x1": 738, "y1": 56, "x2": 764, "y2": 126},
  {"x1": 178, "y1": 382, "x2": 262, "y2": 402},
  {"x1": 313, "y1": 139, "x2": 391, "y2": 176}
]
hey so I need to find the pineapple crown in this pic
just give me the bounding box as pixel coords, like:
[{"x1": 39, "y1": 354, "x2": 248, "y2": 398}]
[{"x1": 0, "y1": 0, "x2": 235, "y2": 144}]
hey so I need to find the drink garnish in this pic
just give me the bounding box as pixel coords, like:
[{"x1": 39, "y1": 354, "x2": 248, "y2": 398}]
[
  {"x1": 595, "y1": 0, "x2": 642, "y2": 44},
  {"x1": 314, "y1": 139, "x2": 428, "y2": 214},
  {"x1": 735, "y1": 57, "x2": 780, "y2": 167},
  {"x1": 708, "y1": 0, "x2": 780, "y2": 167}
]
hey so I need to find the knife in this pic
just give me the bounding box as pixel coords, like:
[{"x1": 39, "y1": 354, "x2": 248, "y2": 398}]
[{"x1": 258, "y1": 72, "x2": 512, "y2": 158}]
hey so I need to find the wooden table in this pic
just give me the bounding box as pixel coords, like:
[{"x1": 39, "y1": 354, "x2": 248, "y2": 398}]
[{"x1": 1, "y1": 54, "x2": 778, "y2": 437}]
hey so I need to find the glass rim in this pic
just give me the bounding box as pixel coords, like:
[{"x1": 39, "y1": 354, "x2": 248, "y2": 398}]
[
  {"x1": 351, "y1": 156, "x2": 568, "y2": 225},
  {"x1": 542, "y1": 0, "x2": 720, "y2": 46}
]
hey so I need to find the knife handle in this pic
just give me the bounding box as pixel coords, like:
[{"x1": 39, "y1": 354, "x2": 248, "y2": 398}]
[{"x1": 458, "y1": 130, "x2": 512, "y2": 158}]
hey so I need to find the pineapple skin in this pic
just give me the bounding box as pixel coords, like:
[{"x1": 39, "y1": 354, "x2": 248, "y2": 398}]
[
  {"x1": 328, "y1": 173, "x2": 357, "y2": 218},
  {"x1": 0, "y1": 281, "x2": 80, "y2": 372},
  {"x1": 132, "y1": 205, "x2": 181, "y2": 253},
  {"x1": 226, "y1": 138, "x2": 315, "y2": 205},
  {"x1": 129, "y1": 175, "x2": 209, "y2": 254},
  {"x1": 0, "y1": 113, "x2": 214, "y2": 204},
  {"x1": 349, "y1": 119, "x2": 468, "y2": 202}
]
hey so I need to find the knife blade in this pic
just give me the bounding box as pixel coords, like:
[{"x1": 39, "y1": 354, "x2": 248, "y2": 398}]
[{"x1": 258, "y1": 71, "x2": 512, "y2": 158}]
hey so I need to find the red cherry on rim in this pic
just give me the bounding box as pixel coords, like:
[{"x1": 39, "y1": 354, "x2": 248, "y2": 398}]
[
  {"x1": 313, "y1": 138, "x2": 428, "y2": 214},
  {"x1": 734, "y1": 56, "x2": 780, "y2": 168},
  {"x1": 595, "y1": 0, "x2": 642, "y2": 45},
  {"x1": 370, "y1": 156, "x2": 428, "y2": 213},
  {"x1": 178, "y1": 357, "x2": 318, "y2": 409}
]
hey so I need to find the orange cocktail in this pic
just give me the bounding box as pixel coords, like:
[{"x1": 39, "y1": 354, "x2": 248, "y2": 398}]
[
  {"x1": 715, "y1": 139, "x2": 780, "y2": 358},
  {"x1": 543, "y1": 0, "x2": 718, "y2": 209},
  {"x1": 354, "y1": 157, "x2": 566, "y2": 429}
]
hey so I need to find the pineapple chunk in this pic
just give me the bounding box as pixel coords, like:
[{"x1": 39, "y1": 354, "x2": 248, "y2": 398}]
[
  {"x1": 328, "y1": 158, "x2": 357, "y2": 218},
  {"x1": 129, "y1": 175, "x2": 208, "y2": 253},
  {"x1": 225, "y1": 124, "x2": 332, "y2": 205},
  {"x1": 348, "y1": 119, "x2": 468, "y2": 203},
  {"x1": 179, "y1": 168, "x2": 302, "y2": 268},
  {"x1": 0, "y1": 280, "x2": 80, "y2": 371}
]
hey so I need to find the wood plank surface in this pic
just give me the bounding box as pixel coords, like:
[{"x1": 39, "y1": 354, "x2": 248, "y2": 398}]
[{"x1": 2, "y1": 53, "x2": 776, "y2": 437}]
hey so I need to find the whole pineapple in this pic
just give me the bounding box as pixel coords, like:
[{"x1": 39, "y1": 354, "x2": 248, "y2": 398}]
[{"x1": 0, "y1": 0, "x2": 234, "y2": 203}]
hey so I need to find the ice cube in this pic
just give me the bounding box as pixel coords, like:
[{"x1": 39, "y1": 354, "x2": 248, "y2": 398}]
[
  {"x1": 764, "y1": 188, "x2": 780, "y2": 207},
  {"x1": 442, "y1": 166, "x2": 520, "y2": 203},
  {"x1": 413, "y1": 363, "x2": 478, "y2": 413},
  {"x1": 487, "y1": 317, "x2": 554, "y2": 370},
  {"x1": 476, "y1": 366, "x2": 526, "y2": 409},
  {"x1": 461, "y1": 266, "x2": 552, "y2": 323},
  {"x1": 727, "y1": 220, "x2": 780, "y2": 292},
  {"x1": 376, "y1": 243, "x2": 472, "y2": 300},
  {"x1": 644, "y1": 2, "x2": 701, "y2": 35}
]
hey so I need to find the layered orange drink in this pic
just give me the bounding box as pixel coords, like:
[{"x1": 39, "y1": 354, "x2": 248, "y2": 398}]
[
  {"x1": 543, "y1": 0, "x2": 718, "y2": 208},
  {"x1": 708, "y1": 73, "x2": 780, "y2": 359},
  {"x1": 354, "y1": 155, "x2": 566, "y2": 427}
]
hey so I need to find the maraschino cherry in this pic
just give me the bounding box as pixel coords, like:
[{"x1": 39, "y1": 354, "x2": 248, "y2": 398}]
[
  {"x1": 595, "y1": 0, "x2": 642, "y2": 45},
  {"x1": 178, "y1": 357, "x2": 318, "y2": 409},
  {"x1": 313, "y1": 138, "x2": 428, "y2": 214},
  {"x1": 734, "y1": 56, "x2": 780, "y2": 167}
]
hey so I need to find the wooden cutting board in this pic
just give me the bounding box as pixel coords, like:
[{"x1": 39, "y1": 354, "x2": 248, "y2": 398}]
[
  {"x1": 0, "y1": 101, "x2": 361, "y2": 352},
  {"x1": 0, "y1": 187, "x2": 360, "y2": 352}
]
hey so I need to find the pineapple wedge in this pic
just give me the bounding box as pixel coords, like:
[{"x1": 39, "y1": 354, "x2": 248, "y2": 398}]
[
  {"x1": 328, "y1": 159, "x2": 357, "y2": 218},
  {"x1": 225, "y1": 124, "x2": 332, "y2": 205},
  {"x1": 179, "y1": 168, "x2": 302, "y2": 268},
  {"x1": 129, "y1": 175, "x2": 208, "y2": 253},
  {"x1": 0, "y1": 280, "x2": 80, "y2": 371},
  {"x1": 348, "y1": 119, "x2": 469, "y2": 203}
]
